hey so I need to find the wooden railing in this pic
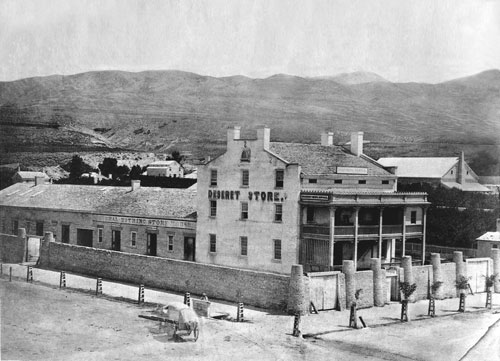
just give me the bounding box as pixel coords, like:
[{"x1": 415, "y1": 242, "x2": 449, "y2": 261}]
[{"x1": 301, "y1": 224, "x2": 422, "y2": 237}]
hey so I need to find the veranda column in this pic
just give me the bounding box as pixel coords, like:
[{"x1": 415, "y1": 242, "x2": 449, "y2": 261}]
[
  {"x1": 378, "y1": 207, "x2": 384, "y2": 261},
  {"x1": 354, "y1": 207, "x2": 359, "y2": 270},
  {"x1": 402, "y1": 206, "x2": 407, "y2": 258},
  {"x1": 371, "y1": 258, "x2": 384, "y2": 306},
  {"x1": 329, "y1": 207, "x2": 336, "y2": 269},
  {"x1": 422, "y1": 207, "x2": 427, "y2": 264}
]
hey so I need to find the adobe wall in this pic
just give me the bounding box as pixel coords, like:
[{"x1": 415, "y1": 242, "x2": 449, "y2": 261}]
[
  {"x1": 412, "y1": 265, "x2": 432, "y2": 300},
  {"x1": 40, "y1": 241, "x2": 289, "y2": 309},
  {"x1": 440, "y1": 263, "x2": 457, "y2": 298},
  {"x1": 354, "y1": 270, "x2": 374, "y2": 308},
  {"x1": 0, "y1": 232, "x2": 26, "y2": 263}
]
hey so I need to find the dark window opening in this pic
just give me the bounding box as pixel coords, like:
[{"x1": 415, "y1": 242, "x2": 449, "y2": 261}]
[
  {"x1": 275, "y1": 170, "x2": 284, "y2": 188},
  {"x1": 308, "y1": 178, "x2": 317, "y2": 184},
  {"x1": 209, "y1": 234, "x2": 216, "y2": 253}
]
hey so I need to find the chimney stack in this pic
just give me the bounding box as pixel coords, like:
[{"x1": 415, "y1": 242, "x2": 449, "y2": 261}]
[
  {"x1": 458, "y1": 151, "x2": 466, "y2": 185},
  {"x1": 321, "y1": 132, "x2": 334, "y2": 146},
  {"x1": 35, "y1": 176, "x2": 45, "y2": 186},
  {"x1": 227, "y1": 126, "x2": 241, "y2": 143},
  {"x1": 350, "y1": 132, "x2": 364, "y2": 156},
  {"x1": 131, "y1": 179, "x2": 141, "y2": 191},
  {"x1": 257, "y1": 126, "x2": 270, "y2": 150}
]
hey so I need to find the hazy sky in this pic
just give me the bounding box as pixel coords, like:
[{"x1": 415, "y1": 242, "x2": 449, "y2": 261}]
[{"x1": 1, "y1": 0, "x2": 499, "y2": 82}]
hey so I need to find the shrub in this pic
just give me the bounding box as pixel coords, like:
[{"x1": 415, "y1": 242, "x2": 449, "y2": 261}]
[{"x1": 399, "y1": 282, "x2": 417, "y2": 300}]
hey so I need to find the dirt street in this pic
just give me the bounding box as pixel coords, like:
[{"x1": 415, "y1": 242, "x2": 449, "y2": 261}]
[{"x1": 1, "y1": 279, "x2": 500, "y2": 361}]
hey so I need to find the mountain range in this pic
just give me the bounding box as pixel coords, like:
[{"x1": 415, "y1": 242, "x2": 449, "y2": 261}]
[{"x1": 0, "y1": 69, "x2": 499, "y2": 172}]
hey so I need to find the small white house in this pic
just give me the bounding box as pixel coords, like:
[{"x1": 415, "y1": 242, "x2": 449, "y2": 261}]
[
  {"x1": 146, "y1": 160, "x2": 184, "y2": 178},
  {"x1": 475, "y1": 219, "x2": 500, "y2": 257}
]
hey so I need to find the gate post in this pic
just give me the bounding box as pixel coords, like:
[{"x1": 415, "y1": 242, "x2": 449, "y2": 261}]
[
  {"x1": 60, "y1": 271, "x2": 66, "y2": 288},
  {"x1": 138, "y1": 284, "x2": 145, "y2": 304},
  {"x1": 287, "y1": 264, "x2": 307, "y2": 315},
  {"x1": 26, "y1": 266, "x2": 33, "y2": 283},
  {"x1": 402, "y1": 256, "x2": 414, "y2": 302},
  {"x1": 431, "y1": 253, "x2": 443, "y2": 299},
  {"x1": 96, "y1": 278, "x2": 103, "y2": 295},
  {"x1": 453, "y1": 252, "x2": 465, "y2": 297},
  {"x1": 343, "y1": 260, "x2": 356, "y2": 309},
  {"x1": 184, "y1": 292, "x2": 191, "y2": 307},
  {"x1": 371, "y1": 258, "x2": 384, "y2": 306},
  {"x1": 491, "y1": 249, "x2": 500, "y2": 293}
]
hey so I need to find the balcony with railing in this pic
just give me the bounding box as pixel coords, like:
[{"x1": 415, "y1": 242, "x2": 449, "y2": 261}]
[{"x1": 301, "y1": 223, "x2": 422, "y2": 238}]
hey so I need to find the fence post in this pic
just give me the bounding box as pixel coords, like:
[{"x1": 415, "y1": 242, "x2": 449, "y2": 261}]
[
  {"x1": 96, "y1": 278, "x2": 103, "y2": 295},
  {"x1": 9, "y1": 267, "x2": 12, "y2": 282},
  {"x1": 236, "y1": 302, "x2": 244, "y2": 322},
  {"x1": 292, "y1": 313, "x2": 301, "y2": 337},
  {"x1": 60, "y1": 271, "x2": 66, "y2": 288},
  {"x1": 184, "y1": 292, "x2": 191, "y2": 307},
  {"x1": 138, "y1": 284, "x2": 145, "y2": 304},
  {"x1": 26, "y1": 266, "x2": 33, "y2": 283}
]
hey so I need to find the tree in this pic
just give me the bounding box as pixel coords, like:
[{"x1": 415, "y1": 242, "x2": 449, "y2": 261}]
[
  {"x1": 129, "y1": 165, "x2": 143, "y2": 180},
  {"x1": 68, "y1": 155, "x2": 93, "y2": 180},
  {"x1": 98, "y1": 158, "x2": 118, "y2": 178},
  {"x1": 115, "y1": 165, "x2": 130, "y2": 180},
  {"x1": 171, "y1": 150, "x2": 184, "y2": 164}
]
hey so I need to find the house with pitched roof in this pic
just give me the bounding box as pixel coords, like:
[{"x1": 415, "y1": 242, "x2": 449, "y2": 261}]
[
  {"x1": 475, "y1": 219, "x2": 500, "y2": 257},
  {"x1": 12, "y1": 171, "x2": 50, "y2": 184},
  {"x1": 196, "y1": 127, "x2": 429, "y2": 274},
  {"x1": 378, "y1": 153, "x2": 490, "y2": 192},
  {"x1": 0, "y1": 180, "x2": 197, "y2": 261}
]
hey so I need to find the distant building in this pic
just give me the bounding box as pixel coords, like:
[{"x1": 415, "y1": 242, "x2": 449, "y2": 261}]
[
  {"x1": 475, "y1": 219, "x2": 500, "y2": 257},
  {"x1": 479, "y1": 176, "x2": 500, "y2": 194},
  {"x1": 146, "y1": 160, "x2": 184, "y2": 178},
  {"x1": 196, "y1": 127, "x2": 429, "y2": 274},
  {"x1": 12, "y1": 171, "x2": 50, "y2": 184},
  {"x1": 0, "y1": 180, "x2": 197, "y2": 261},
  {"x1": 378, "y1": 152, "x2": 490, "y2": 192}
]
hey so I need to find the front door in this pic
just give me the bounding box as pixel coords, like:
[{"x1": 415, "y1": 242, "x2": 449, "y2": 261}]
[
  {"x1": 26, "y1": 237, "x2": 41, "y2": 262},
  {"x1": 111, "y1": 230, "x2": 121, "y2": 251},
  {"x1": 184, "y1": 237, "x2": 195, "y2": 261},
  {"x1": 147, "y1": 233, "x2": 157, "y2": 256}
]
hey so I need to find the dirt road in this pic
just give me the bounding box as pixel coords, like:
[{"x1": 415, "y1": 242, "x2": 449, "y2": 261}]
[{"x1": 1, "y1": 279, "x2": 499, "y2": 360}]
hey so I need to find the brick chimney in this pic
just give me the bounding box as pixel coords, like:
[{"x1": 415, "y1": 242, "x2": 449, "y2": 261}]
[
  {"x1": 457, "y1": 151, "x2": 466, "y2": 185},
  {"x1": 321, "y1": 132, "x2": 334, "y2": 146},
  {"x1": 350, "y1": 132, "x2": 364, "y2": 156},
  {"x1": 131, "y1": 179, "x2": 141, "y2": 191},
  {"x1": 35, "y1": 176, "x2": 45, "y2": 186},
  {"x1": 227, "y1": 126, "x2": 241, "y2": 143},
  {"x1": 257, "y1": 126, "x2": 270, "y2": 150}
]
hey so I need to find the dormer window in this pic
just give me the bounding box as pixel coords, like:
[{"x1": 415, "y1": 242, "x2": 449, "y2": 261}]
[{"x1": 240, "y1": 141, "x2": 251, "y2": 162}]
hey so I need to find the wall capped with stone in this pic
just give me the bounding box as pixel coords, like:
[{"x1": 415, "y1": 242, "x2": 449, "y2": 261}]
[
  {"x1": 40, "y1": 241, "x2": 290, "y2": 309},
  {"x1": 0, "y1": 232, "x2": 26, "y2": 263},
  {"x1": 354, "y1": 270, "x2": 374, "y2": 308},
  {"x1": 412, "y1": 265, "x2": 433, "y2": 301}
]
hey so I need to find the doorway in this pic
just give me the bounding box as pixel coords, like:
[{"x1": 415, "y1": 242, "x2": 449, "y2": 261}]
[
  {"x1": 184, "y1": 236, "x2": 195, "y2": 261},
  {"x1": 111, "y1": 230, "x2": 121, "y2": 251},
  {"x1": 147, "y1": 233, "x2": 157, "y2": 256}
]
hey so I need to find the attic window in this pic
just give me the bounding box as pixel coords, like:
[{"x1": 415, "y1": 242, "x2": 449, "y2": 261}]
[
  {"x1": 334, "y1": 179, "x2": 342, "y2": 184},
  {"x1": 308, "y1": 179, "x2": 317, "y2": 184},
  {"x1": 358, "y1": 180, "x2": 367, "y2": 184},
  {"x1": 382, "y1": 180, "x2": 389, "y2": 185}
]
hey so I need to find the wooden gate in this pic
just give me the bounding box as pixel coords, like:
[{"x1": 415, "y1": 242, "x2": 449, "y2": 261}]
[
  {"x1": 26, "y1": 237, "x2": 41, "y2": 263},
  {"x1": 386, "y1": 270, "x2": 399, "y2": 301},
  {"x1": 466, "y1": 258, "x2": 491, "y2": 293},
  {"x1": 308, "y1": 272, "x2": 339, "y2": 310}
]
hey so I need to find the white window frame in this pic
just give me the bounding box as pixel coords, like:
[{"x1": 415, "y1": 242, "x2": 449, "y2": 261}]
[
  {"x1": 97, "y1": 227, "x2": 103, "y2": 243},
  {"x1": 210, "y1": 169, "x2": 217, "y2": 186},
  {"x1": 168, "y1": 235, "x2": 174, "y2": 252},
  {"x1": 274, "y1": 204, "x2": 283, "y2": 222},
  {"x1": 273, "y1": 239, "x2": 282, "y2": 261},
  {"x1": 209, "y1": 234, "x2": 216, "y2": 253},
  {"x1": 241, "y1": 169, "x2": 249, "y2": 187},
  {"x1": 240, "y1": 236, "x2": 248, "y2": 256},
  {"x1": 210, "y1": 200, "x2": 217, "y2": 217},
  {"x1": 241, "y1": 202, "x2": 248, "y2": 220}
]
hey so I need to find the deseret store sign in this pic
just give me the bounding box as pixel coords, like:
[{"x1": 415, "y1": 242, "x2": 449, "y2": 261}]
[{"x1": 336, "y1": 166, "x2": 368, "y2": 175}]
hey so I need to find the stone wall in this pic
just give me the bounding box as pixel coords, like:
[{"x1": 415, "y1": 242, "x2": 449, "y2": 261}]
[
  {"x1": 39, "y1": 241, "x2": 289, "y2": 309},
  {"x1": 0, "y1": 231, "x2": 26, "y2": 263}
]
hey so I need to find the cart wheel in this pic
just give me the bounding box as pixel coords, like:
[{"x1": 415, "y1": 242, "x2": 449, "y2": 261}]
[{"x1": 193, "y1": 325, "x2": 199, "y2": 342}]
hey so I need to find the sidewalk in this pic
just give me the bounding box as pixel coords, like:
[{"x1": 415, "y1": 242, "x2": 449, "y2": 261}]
[{"x1": 2, "y1": 262, "x2": 499, "y2": 336}]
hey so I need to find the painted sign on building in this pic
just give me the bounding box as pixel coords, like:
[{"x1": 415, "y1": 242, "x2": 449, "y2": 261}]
[
  {"x1": 95, "y1": 215, "x2": 196, "y2": 229},
  {"x1": 337, "y1": 167, "x2": 368, "y2": 175}
]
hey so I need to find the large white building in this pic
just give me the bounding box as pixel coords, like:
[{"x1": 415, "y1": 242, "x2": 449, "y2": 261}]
[
  {"x1": 146, "y1": 160, "x2": 184, "y2": 178},
  {"x1": 196, "y1": 127, "x2": 430, "y2": 274}
]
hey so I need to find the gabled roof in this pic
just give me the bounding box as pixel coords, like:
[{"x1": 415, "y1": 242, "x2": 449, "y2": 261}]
[
  {"x1": 476, "y1": 232, "x2": 500, "y2": 243},
  {"x1": 377, "y1": 157, "x2": 458, "y2": 178},
  {"x1": 269, "y1": 142, "x2": 391, "y2": 176},
  {"x1": 442, "y1": 181, "x2": 490, "y2": 192},
  {"x1": 148, "y1": 160, "x2": 180, "y2": 167},
  {"x1": 13, "y1": 171, "x2": 50, "y2": 180},
  {"x1": 0, "y1": 183, "x2": 196, "y2": 219}
]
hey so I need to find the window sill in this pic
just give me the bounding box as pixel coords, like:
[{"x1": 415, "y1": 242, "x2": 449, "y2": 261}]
[
  {"x1": 240, "y1": 218, "x2": 248, "y2": 221},
  {"x1": 271, "y1": 259, "x2": 282, "y2": 263},
  {"x1": 273, "y1": 220, "x2": 283, "y2": 224},
  {"x1": 240, "y1": 185, "x2": 249, "y2": 188},
  {"x1": 209, "y1": 216, "x2": 217, "y2": 219}
]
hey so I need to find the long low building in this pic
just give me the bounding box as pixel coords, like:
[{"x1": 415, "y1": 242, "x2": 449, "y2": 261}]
[{"x1": 0, "y1": 179, "x2": 197, "y2": 261}]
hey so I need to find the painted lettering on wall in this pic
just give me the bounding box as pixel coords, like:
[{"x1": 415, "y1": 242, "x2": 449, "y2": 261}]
[
  {"x1": 96, "y1": 215, "x2": 196, "y2": 229},
  {"x1": 208, "y1": 190, "x2": 285, "y2": 202}
]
